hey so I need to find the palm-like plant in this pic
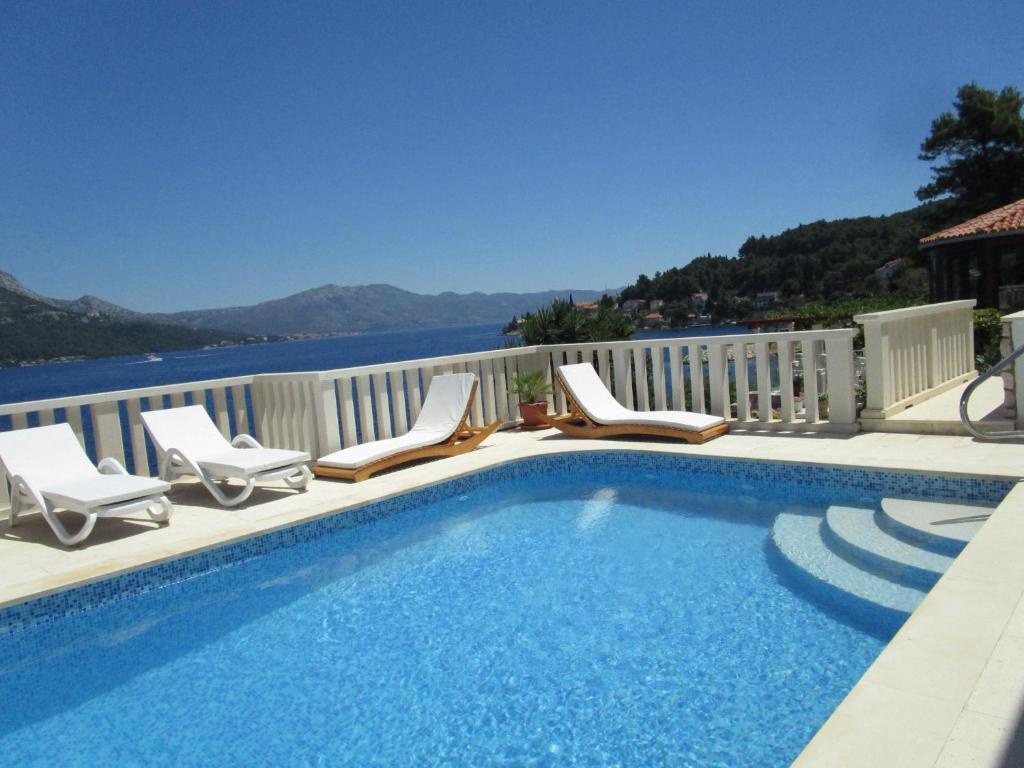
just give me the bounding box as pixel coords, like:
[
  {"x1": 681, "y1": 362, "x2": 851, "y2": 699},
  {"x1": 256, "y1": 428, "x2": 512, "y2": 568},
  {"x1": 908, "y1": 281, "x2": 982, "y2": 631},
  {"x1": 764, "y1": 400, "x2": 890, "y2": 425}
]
[
  {"x1": 518, "y1": 299, "x2": 633, "y2": 345},
  {"x1": 590, "y1": 304, "x2": 634, "y2": 341},
  {"x1": 508, "y1": 370, "x2": 553, "y2": 403}
]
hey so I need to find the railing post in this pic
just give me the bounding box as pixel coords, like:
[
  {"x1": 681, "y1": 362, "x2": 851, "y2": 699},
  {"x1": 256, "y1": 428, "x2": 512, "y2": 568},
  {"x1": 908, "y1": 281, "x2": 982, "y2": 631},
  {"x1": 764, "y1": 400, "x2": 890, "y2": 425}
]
[
  {"x1": 778, "y1": 340, "x2": 795, "y2": 422},
  {"x1": 90, "y1": 400, "x2": 126, "y2": 464},
  {"x1": 707, "y1": 343, "x2": 728, "y2": 417},
  {"x1": 312, "y1": 376, "x2": 342, "y2": 457},
  {"x1": 1010, "y1": 313, "x2": 1024, "y2": 431},
  {"x1": 965, "y1": 306, "x2": 975, "y2": 373},
  {"x1": 859, "y1": 317, "x2": 887, "y2": 417},
  {"x1": 251, "y1": 373, "x2": 332, "y2": 458},
  {"x1": 928, "y1": 322, "x2": 941, "y2": 388},
  {"x1": 825, "y1": 336, "x2": 857, "y2": 425},
  {"x1": 611, "y1": 347, "x2": 630, "y2": 408}
]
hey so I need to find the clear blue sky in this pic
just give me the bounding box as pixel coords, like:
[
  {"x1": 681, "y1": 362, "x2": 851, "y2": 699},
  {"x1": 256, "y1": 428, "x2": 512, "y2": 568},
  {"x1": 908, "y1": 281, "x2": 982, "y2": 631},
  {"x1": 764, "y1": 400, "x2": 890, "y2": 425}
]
[{"x1": 1, "y1": 1, "x2": 1021, "y2": 312}]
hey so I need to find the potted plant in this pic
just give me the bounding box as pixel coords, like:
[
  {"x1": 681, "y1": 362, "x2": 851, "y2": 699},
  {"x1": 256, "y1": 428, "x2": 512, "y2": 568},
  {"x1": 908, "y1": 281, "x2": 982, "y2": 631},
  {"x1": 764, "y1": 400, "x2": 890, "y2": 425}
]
[{"x1": 509, "y1": 370, "x2": 553, "y2": 429}]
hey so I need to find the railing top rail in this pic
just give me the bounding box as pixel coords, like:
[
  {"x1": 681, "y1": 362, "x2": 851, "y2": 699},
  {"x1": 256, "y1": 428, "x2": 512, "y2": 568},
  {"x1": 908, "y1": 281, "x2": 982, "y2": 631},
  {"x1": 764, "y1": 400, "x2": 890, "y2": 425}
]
[
  {"x1": 539, "y1": 328, "x2": 858, "y2": 351},
  {"x1": 1001, "y1": 309, "x2": 1024, "y2": 322},
  {"x1": 0, "y1": 374, "x2": 255, "y2": 416},
  {"x1": 310, "y1": 345, "x2": 539, "y2": 381},
  {"x1": 853, "y1": 300, "x2": 976, "y2": 324}
]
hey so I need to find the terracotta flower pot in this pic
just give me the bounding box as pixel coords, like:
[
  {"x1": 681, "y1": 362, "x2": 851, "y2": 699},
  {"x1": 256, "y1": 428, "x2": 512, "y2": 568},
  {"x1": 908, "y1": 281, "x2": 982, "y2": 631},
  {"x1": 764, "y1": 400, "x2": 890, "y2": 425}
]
[{"x1": 518, "y1": 401, "x2": 550, "y2": 430}]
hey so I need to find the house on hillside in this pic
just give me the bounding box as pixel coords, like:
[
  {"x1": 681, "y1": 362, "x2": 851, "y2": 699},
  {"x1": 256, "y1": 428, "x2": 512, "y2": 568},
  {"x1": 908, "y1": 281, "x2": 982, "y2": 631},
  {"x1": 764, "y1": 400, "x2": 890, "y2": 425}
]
[
  {"x1": 649, "y1": 299, "x2": 665, "y2": 312},
  {"x1": 621, "y1": 299, "x2": 645, "y2": 315},
  {"x1": 641, "y1": 311, "x2": 664, "y2": 328},
  {"x1": 756, "y1": 291, "x2": 780, "y2": 310},
  {"x1": 574, "y1": 301, "x2": 598, "y2": 314},
  {"x1": 691, "y1": 292, "x2": 708, "y2": 312},
  {"x1": 920, "y1": 198, "x2": 1024, "y2": 310},
  {"x1": 874, "y1": 258, "x2": 905, "y2": 288}
]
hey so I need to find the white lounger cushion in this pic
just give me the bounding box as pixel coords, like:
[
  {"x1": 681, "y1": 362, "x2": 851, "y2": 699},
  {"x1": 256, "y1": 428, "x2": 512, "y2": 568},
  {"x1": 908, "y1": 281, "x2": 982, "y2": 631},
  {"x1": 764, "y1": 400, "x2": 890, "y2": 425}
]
[
  {"x1": 0, "y1": 423, "x2": 172, "y2": 544},
  {"x1": 0, "y1": 424, "x2": 171, "y2": 509},
  {"x1": 142, "y1": 406, "x2": 310, "y2": 473},
  {"x1": 558, "y1": 363, "x2": 726, "y2": 432},
  {"x1": 0, "y1": 423, "x2": 106, "y2": 488},
  {"x1": 142, "y1": 405, "x2": 247, "y2": 459},
  {"x1": 197, "y1": 448, "x2": 312, "y2": 476},
  {"x1": 318, "y1": 373, "x2": 475, "y2": 470},
  {"x1": 42, "y1": 474, "x2": 172, "y2": 515},
  {"x1": 317, "y1": 432, "x2": 445, "y2": 470}
]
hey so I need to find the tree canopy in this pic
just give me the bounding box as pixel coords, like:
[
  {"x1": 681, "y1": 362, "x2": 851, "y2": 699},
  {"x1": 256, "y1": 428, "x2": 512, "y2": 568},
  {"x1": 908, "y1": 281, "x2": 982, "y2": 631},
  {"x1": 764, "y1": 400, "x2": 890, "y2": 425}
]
[
  {"x1": 518, "y1": 299, "x2": 633, "y2": 345},
  {"x1": 618, "y1": 207, "x2": 933, "y2": 316},
  {"x1": 916, "y1": 83, "x2": 1024, "y2": 217}
]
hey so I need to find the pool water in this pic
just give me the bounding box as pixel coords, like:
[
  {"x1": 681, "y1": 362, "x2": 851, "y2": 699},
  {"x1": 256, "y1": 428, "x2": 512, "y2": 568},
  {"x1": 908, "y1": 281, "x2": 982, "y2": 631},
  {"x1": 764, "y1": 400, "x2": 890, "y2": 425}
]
[{"x1": 0, "y1": 461, "x2": 926, "y2": 766}]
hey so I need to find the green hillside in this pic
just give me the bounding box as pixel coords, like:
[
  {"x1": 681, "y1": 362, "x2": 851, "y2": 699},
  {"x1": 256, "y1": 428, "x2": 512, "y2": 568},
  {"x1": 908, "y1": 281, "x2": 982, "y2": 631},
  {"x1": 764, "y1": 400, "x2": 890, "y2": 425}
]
[
  {"x1": 0, "y1": 286, "x2": 249, "y2": 366},
  {"x1": 620, "y1": 203, "x2": 947, "y2": 319}
]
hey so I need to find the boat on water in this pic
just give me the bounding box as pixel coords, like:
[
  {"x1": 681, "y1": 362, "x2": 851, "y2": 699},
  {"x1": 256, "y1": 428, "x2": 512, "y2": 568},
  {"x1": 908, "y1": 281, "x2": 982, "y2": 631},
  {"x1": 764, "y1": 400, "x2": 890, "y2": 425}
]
[{"x1": 144, "y1": 353, "x2": 163, "y2": 363}]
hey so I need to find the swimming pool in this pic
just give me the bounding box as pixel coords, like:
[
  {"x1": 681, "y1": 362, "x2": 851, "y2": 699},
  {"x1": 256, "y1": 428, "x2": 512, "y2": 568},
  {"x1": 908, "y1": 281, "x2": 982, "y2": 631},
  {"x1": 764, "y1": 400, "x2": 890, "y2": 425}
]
[{"x1": 0, "y1": 453, "x2": 1011, "y2": 766}]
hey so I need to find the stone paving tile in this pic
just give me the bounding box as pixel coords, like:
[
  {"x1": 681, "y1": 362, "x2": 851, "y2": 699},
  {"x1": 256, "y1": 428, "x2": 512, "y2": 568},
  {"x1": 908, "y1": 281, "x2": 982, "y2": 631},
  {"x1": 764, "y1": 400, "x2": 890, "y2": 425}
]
[{"x1": 934, "y1": 710, "x2": 1022, "y2": 768}]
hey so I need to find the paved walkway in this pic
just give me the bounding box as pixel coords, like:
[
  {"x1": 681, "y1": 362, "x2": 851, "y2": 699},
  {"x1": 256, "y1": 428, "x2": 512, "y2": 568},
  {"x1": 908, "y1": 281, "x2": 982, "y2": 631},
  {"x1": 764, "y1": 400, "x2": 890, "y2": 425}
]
[{"x1": 863, "y1": 376, "x2": 1014, "y2": 435}]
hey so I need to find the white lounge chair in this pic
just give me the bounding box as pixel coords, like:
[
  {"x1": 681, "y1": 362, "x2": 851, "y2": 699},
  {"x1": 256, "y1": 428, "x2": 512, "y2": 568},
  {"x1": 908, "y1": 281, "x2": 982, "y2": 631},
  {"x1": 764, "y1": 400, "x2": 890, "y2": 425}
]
[
  {"x1": 141, "y1": 405, "x2": 312, "y2": 507},
  {"x1": 538, "y1": 362, "x2": 730, "y2": 443},
  {"x1": 315, "y1": 372, "x2": 499, "y2": 481},
  {"x1": 0, "y1": 423, "x2": 172, "y2": 546}
]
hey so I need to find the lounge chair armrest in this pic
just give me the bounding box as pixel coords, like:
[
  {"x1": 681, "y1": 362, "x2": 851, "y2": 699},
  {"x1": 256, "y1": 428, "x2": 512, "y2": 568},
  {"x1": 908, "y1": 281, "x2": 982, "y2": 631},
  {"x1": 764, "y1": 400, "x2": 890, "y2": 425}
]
[
  {"x1": 97, "y1": 457, "x2": 129, "y2": 475},
  {"x1": 9, "y1": 474, "x2": 47, "y2": 512},
  {"x1": 159, "y1": 447, "x2": 203, "y2": 482},
  {"x1": 231, "y1": 434, "x2": 262, "y2": 449}
]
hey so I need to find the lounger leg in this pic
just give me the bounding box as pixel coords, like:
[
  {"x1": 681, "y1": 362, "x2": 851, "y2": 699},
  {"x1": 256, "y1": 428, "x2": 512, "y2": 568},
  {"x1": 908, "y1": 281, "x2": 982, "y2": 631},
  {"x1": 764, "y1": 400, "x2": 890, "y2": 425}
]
[
  {"x1": 41, "y1": 505, "x2": 98, "y2": 547},
  {"x1": 158, "y1": 453, "x2": 174, "y2": 483},
  {"x1": 146, "y1": 495, "x2": 173, "y2": 523},
  {"x1": 201, "y1": 474, "x2": 256, "y2": 507},
  {"x1": 7, "y1": 489, "x2": 21, "y2": 528},
  {"x1": 283, "y1": 465, "x2": 312, "y2": 490},
  {"x1": 6, "y1": 478, "x2": 42, "y2": 531}
]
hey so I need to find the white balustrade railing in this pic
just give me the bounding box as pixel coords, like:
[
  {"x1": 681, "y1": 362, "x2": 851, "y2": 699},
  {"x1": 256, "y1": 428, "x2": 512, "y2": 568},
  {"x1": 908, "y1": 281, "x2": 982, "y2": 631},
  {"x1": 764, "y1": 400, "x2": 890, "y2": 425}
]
[
  {"x1": 311, "y1": 347, "x2": 538, "y2": 456},
  {"x1": 540, "y1": 329, "x2": 859, "y2": 431},
  {"x1": 0, "y1": 375, "x2": 255, "y2": 510},
  {"x1": 0, "y1": 328, "x2": 866, "y2": 509},
  {"x1": 855, "y1": 300, "x2": 976, "y2": 419}
]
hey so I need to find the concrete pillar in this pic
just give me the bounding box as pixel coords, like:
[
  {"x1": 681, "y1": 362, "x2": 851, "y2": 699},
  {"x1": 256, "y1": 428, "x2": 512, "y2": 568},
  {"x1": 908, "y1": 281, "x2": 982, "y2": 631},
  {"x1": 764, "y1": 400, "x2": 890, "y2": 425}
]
[{"x1": 999, "y1": 310, "x2": 1024, "y2": 428}]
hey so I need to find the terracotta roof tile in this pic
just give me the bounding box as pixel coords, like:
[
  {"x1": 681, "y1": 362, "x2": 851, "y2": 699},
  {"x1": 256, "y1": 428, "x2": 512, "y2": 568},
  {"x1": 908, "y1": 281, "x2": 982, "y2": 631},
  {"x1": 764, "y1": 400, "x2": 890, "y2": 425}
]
[{"x1": 920, "y1": 198, "x2": 1024, "y2": 245}]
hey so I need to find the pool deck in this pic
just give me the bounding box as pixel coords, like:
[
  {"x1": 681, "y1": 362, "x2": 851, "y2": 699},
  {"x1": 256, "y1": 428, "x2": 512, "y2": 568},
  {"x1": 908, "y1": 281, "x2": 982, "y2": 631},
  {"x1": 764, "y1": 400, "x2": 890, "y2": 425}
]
[
  {"x1": 3, "y1": 428, "x2": 1024, "y2": 766},
  {"x1": 860, "y1": 376, "x2": 1014, "y2": 436}
]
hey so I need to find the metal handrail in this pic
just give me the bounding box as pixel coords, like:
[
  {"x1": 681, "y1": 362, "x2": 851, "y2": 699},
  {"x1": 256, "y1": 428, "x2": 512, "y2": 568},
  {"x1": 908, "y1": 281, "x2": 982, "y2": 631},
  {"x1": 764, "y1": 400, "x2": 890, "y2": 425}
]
[{"x1": 959, "y1": 342, "x2": 1024, "y2": 439}]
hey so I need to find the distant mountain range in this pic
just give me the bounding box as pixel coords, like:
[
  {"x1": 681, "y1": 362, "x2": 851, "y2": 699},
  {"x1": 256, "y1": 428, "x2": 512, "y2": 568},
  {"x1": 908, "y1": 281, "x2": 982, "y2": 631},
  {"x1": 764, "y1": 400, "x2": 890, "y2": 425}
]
[
  {"x1": 152, "y1": 284, "x2": 612, "y2": 335},
  {"x1": 0, "y1": 272, "x2": 611, "y2": 336},
  {"x1": 0, "y1": 271, "x2": 613, "y2": 364},
  {"x1": 0, "y1": 276, "x2": 251, "y2": 367},
  {"x1": 0, "y1": 272, "x2": 154, "y2": 323}
]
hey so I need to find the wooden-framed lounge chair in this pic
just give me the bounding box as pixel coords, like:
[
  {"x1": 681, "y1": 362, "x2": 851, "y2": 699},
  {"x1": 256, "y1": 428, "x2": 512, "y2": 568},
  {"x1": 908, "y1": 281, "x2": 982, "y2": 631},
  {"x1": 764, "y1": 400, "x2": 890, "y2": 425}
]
[
  {"x1": 0, "y1": 423, "x2": 172, "y2": 546},
  {"x1": 537, "y1": 362, "x2": 730, "y2": 444},
  {"x1": 141, "y1": 405, "x2": 312, "y2": 507},
  {"x1": 315, "y1": 372, "x2": 499, "y2": 482}
]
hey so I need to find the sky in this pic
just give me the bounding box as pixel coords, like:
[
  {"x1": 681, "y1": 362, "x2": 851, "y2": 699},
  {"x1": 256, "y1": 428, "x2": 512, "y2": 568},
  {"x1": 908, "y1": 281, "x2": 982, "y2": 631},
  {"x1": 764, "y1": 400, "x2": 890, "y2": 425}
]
[{"x1": 1, "y1": 1, "x2": 1021, "y2": 313}]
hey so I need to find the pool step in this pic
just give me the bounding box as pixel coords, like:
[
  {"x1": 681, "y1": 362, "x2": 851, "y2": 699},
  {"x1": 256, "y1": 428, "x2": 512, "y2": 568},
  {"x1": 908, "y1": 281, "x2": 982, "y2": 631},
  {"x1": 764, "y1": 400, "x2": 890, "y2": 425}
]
[
  {"x1": 878, "y1": 498, "x2": 992, "y2": 556},
  {"x1": 771, "y1": 498, "x2": 994, "y2": 625},
  {"x1": 770, "y1": 512, "x2": 927, "y2": 624},
  {"x1": 823, "y1": 506, "x2": 953, "y2": 589}
]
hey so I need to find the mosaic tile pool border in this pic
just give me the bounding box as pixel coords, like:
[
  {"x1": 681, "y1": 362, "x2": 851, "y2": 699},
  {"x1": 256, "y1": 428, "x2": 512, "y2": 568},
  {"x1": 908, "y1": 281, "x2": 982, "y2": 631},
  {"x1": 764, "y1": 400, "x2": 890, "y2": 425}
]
[{"x1": 0, "y1": 450, "x2": 1014, "y2": 637}]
